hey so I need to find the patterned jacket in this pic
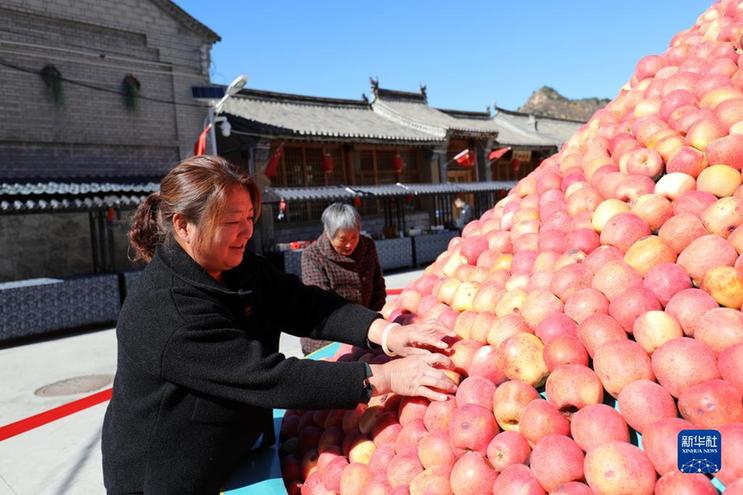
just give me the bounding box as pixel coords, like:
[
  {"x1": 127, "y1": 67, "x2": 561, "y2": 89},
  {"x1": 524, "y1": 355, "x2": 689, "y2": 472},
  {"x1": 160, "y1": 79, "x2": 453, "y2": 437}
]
[{"x1": 300, "y1": 234, "x2": 386, "y2": 311}]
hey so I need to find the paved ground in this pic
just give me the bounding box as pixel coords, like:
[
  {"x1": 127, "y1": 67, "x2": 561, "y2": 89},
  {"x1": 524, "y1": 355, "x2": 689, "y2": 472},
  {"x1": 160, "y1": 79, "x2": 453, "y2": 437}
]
[{"x1": 0, "y1": 269, "x2": 423, "y2": 495}]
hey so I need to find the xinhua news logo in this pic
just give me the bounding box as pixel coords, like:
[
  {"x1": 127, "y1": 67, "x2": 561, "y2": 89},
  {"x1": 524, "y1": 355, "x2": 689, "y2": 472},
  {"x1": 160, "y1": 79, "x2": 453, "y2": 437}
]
[{"x1": 677, "y1": 429, "x2": 722, "y2": 474}]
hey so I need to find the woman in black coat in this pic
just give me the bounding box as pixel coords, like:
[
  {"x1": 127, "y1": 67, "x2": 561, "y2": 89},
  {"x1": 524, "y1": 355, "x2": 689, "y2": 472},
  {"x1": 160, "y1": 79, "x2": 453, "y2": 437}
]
[{"x1": 101, "y1": 156, "x2": 456, "y2": 495}]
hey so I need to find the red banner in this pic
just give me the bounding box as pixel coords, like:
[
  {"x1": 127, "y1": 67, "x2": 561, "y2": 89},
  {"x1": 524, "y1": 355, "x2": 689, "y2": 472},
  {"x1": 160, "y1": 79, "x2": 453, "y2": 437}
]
[{"x1": 264, "y1": 145, "x2": 284, "y2": 178}]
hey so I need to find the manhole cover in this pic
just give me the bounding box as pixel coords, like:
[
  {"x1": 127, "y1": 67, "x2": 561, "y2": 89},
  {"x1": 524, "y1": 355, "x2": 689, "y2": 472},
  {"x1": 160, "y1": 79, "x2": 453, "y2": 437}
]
[{"x1": 35, "y1": 374, "x2": 113, "y2": 397}]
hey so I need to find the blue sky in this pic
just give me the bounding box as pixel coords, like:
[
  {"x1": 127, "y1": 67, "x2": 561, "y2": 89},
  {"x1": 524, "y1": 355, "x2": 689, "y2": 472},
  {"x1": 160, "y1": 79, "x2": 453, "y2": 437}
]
[{"x1": 178, "y1": 1, "x2": 715, "y2": 112}]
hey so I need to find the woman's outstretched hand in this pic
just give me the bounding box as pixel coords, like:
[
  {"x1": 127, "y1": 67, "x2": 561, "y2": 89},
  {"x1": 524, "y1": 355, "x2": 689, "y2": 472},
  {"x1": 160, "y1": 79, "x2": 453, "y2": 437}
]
[
  {"x1": 369, "y1": 353, "x2": 457, "y2": 402},
  {"x1": 369, "y1": 318, "x2": 456, "y2": 357}
]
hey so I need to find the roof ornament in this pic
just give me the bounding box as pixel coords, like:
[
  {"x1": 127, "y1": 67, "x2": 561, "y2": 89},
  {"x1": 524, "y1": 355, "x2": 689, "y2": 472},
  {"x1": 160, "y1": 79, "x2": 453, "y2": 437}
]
[
  {"x1": 419, "y1": 83, "x2": 427, "y2": 100},
  {"x1": 492, "y1": 102, "x2": 499, "y2": 116},
  {"x1": 485, "y1": 106, "x2": 491, "y2": 117},
  {"x1": 361, "y1": 93, "x2": 369, "y2": 104},
  {"x1": 370, "y1": 77, "x2": 379, "y2": 94},
  {"x1": 528, "y1": 114, "x2": 538, "y2": 131}
]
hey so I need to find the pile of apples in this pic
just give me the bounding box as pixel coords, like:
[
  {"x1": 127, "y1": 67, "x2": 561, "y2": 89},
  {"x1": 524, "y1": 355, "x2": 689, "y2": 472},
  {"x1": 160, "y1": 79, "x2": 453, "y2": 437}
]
[{"x1": 279, "y1": 1, "x2": 743, "y2": 493}]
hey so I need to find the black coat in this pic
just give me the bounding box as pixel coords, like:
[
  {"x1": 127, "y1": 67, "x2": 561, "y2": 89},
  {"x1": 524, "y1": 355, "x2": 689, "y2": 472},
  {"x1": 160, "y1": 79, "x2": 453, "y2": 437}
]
[{"x1": 102, "y1": 242, "x2": 377, "y2": 494}]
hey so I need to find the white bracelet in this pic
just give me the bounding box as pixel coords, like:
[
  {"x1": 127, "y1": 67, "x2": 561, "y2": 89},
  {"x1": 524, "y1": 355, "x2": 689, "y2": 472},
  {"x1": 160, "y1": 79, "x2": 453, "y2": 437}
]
[{"x1": 381, "y1": 322, "x2": 401, "y2": 357}]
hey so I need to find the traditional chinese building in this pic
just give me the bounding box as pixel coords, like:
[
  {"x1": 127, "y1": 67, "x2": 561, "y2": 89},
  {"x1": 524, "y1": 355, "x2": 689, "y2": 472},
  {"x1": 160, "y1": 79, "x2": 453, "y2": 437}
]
[{"x1": 192, "y1": 80, "x2": 583, "y2": 265}]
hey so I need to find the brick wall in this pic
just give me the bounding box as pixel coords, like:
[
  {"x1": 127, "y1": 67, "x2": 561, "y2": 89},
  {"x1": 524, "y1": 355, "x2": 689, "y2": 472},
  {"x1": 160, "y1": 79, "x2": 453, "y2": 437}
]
[
  {"x1": 0, "y1": 0, "x2": 216, "y2": 280},
  {"x1": 0, "y1": 0, "x2": 215, "y2": 178}
]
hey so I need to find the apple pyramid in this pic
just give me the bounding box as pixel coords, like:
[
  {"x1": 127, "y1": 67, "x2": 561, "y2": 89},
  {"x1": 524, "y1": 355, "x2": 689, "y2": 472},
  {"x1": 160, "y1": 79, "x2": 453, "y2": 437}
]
[{"x1": 280, "y1": 1, "x2": 743, "y2": 494}]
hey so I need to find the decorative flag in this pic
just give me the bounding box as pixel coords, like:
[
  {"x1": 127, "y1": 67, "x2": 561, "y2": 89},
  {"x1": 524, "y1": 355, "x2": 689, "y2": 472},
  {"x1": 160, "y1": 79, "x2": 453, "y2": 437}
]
[
  {"x1": 488, "y1": 147, "x2": 511, "y2": 161},
  {"x1": 264, "y1": 145, "x2": 284, "y2": 178},
  {"x1": 453, "y1": 149, "x2": 475, "y2": 168},
  {"x1": 193, "y1": 124, "x2": 211, "y2": 156}
]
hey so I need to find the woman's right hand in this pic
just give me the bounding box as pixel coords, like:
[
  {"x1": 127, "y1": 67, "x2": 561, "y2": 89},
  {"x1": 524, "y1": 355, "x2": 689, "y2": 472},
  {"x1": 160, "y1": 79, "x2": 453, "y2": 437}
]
[{"x1": 369, "y1": 353, "x2": 457, "y2": 402}]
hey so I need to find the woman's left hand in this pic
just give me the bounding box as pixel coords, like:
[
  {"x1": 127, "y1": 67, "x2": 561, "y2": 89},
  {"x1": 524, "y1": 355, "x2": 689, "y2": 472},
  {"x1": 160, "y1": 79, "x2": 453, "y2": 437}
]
[{"x1": 385, "y1": 320, "x2": 456, "y2": 357}]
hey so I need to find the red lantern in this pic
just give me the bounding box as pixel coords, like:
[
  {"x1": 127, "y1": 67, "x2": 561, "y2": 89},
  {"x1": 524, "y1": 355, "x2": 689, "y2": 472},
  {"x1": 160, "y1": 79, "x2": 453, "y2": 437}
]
[
  {"x1": 511, "y1": 158, "x2": 522, "y2": 174},
  {"x1": 353, "y1": 196, "x2": 362, "y2": 207},
  {"x1": 393, "y1": 154, "x2": 405, "y2": 174},
  {"x1": 321, "y1": 153, "x2": 335, "y2": 173}
]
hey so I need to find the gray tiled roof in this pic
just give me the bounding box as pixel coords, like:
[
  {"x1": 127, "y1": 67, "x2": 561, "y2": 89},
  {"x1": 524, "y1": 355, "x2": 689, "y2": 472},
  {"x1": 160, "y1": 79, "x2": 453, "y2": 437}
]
[
  {"x1": 222, "y1": 90, "x2": 442, "y2": 143},
  {"x1": 352, "y1": 184, "x2": 410, "y2": 197},
  {"x1": 0, "y1": 181, "x2": 158, "y2": 213},
  {"x1": 372, "y1": 98, "x2": 501, "y2": 138},
  {"x1": 458, "y1": 181, "x2": 518, "y2": 192},
  {"x1": 0, "y1": 182, "x2": 159, "y2": 196},
  {"x1": 401, "y1": 183, "x2": 465, "y2": 195},
  {"x1": 493, "y1": 108, "x2": 584, "y2": 147},
  {"x1": 263, "y1": 181, "x2": 519, "y2": 203},
  {"x1": 266, "y1": 185, "x2": 359, "y2": 202}
]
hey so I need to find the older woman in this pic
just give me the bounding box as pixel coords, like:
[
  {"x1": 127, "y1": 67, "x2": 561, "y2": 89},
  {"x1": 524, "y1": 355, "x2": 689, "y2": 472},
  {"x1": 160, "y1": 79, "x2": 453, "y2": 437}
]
[
  {"x1": 102, "y1": 157, "x2": 455, "y2": 494},
  {"x1": 300, "y1": 203, "x2": 386, "y2": 354}
]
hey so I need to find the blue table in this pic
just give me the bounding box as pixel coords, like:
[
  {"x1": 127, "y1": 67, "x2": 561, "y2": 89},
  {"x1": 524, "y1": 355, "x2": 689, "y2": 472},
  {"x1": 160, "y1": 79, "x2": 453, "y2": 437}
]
[{"x1": 222, "y1": 343, "x2": 340, "y2": 495}]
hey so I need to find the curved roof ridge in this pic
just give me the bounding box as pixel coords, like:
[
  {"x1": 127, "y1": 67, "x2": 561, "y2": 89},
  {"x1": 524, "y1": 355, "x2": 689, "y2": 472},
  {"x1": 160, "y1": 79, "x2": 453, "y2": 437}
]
[{"x1": 494, "y1": 105, "x2": 587, "y2": 124}]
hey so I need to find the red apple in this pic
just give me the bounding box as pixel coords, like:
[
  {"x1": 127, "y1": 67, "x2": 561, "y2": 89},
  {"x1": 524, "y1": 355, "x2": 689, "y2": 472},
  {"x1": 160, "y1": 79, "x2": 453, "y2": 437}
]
[
  {"x1": 529, "y1": 435, "x2": 585, "y2": 492},
  {"x1": 642, "y1": 262, "x2": 692, "y2": 306},
  {"x1": 651, "y1": 337, "x2": 720, "y2": 398},
  {"x1": 386, "y1": 452, "x2": 423, "y2": 488},
  {"x1": 718, "y1": 422, "x2": 743, "y2": 485},
  {"x1": 654, "y1": 470, "x2": 718, "y2": 495},
  {"x1": 718, "y1": 342, "x2": 743, "y2": 389},
  {"x1": 576, "y1": 313, "x2": 627, "y2": 357},
  {"x1": 607, "y1": 286, "x2": 662, "y2": 332},
  {"x1": 593, "y1": 339, "x2": 655, "y2": 397},
  {"x1": 486, "y1": 430, "x2": 531, "y2": 472},
  {"x1": 545, "y1": 364, "x2": 603, "y2": 417},
  {"x1": 570, "y1": 404, "x2": 629, "y2": 452},
  {"x1": 592, "y1": 260, "x2": 643, "y2": 301},
  {"x1": 632, "y1": 310, "x2": 683, "y2": 353},
  {"x1": 643, "y1": 417, "x2": 694, "y2": 475},
  {"x1": 599, "y1": 212, "x2": 651, "y2": 252},
  {"x1": 535, "y1": 312, "x2": 578, "y2": 344},
  {"x1": 519, "y1": 399, "x2": 570, "y2": 446},
  {"x1": 417, "y1": 432, "x2": 454, "y2": 470},
  {"x1": 493, "y1": 380, "x2": 540, "y2": 432},
  {"x1": 449, "y1": 403, "x2": 498, "y2": 453},
  {"x1": 455, "y1": 376, "x2": 496, "y2": 409},
  {"x1": 664, "y1": 288, "x2": 719, "y2": 336},
  {"x1": 695, "y1": 307, "x2": 743, "y2": 354},
  {"x1": 409, "y1": 465, "x2": 452, "y2": 495},
  {"x1": 449, "y1": 451, "x2": 497, "y2": 495},
  {"x1": 678, "y1": 378, "x2": 743, "y2": 428},
  {"x1": 491, "y1": 464, "x2": 546, "y2": 495},
  {"x1": 549, "y1": 482, "x2": 593, "y2": 495},
  {"x1": 393, "y1": 418, "x2": 427, "y2": 455},
  {"x1": 617, "y1": 379, "x2": 677, "y2": 433},
  {"x1": 584, "y1": 442, "x2": 656, "y2": 495},
  {"x1": 543, "y1": 335, "x2": 589, "y2": 370}
]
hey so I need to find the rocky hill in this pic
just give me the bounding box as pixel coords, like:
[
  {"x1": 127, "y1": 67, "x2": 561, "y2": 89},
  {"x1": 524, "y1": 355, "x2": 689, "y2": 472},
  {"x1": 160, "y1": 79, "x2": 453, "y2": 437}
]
[{"x1": 518, "y1": 86, "x2": 610, "y2": 121}]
